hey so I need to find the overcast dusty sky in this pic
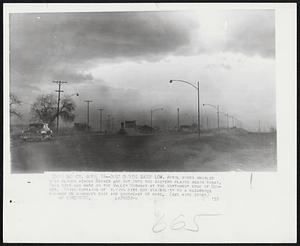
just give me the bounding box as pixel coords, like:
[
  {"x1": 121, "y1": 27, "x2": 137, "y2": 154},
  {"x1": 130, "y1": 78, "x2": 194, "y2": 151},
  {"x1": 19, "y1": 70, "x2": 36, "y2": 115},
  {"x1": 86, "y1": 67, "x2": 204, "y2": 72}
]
[{"x1": 9, "y1": 10, "x2": 275, "y2": 131}]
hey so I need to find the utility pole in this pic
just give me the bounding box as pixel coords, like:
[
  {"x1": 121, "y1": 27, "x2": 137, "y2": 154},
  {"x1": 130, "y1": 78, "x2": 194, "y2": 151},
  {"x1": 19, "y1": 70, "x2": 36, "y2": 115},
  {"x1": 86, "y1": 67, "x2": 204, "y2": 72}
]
[
  {"x1": 97, "y1": 109, "x2": 104, "y2": 132},
  {"x1": 112, "y1": 117, "x2": 114, "y2": 132},
  {"x1": 53, "y1": 80, "x2": 68, "y2": 133},
  {"x1": 258, "y1": 120, "x2": 261, "y2": 132},
  {"x1": 217, "y1": 105, "x2": 220, "y2": 129},
  {"x1": 107, "y1": 114, "x2": 111, "y2": 132},
  {"x1": 206, "y1": 117, "x2": 209, "y2": 129},
  {"x1": 177, "y1": 107, "x2": 180, "y2": 131},
  {"x1": 230, "y1": 116, "x2": 235, "y2": 128},
  {"x1": 226, "y1": 113, "x2": 229, "y2": 129},
  {"x1": 84, "y1": 100, "x2": 92, "y2": 130},
  {"x1": 197, "y1": 82, "x2": 200, "y2": 138}
]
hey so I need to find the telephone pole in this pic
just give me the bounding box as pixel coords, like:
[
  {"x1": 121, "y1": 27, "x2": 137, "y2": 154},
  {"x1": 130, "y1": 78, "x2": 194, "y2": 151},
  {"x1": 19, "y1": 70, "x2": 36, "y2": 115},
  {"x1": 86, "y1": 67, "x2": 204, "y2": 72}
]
[
  {"x1": 229, "y1": 115, "x2": 235, "y2": 128},
  {"x1": 84, "y1": 100, "x2": 92, "y2": 130},
  {"x1": 206, "y1": 116, "x2": 209, "y2": 129},
  {"x1": 107, "y1": 114, "x2": 111, "y2": 132},
  {"x1": 197, "y1": 82, "x2": 200, "y2": 137},
  {"x1": 53, "y1": 80, "x2": 68, "y2": 133},
  {"x1": 97, "y1": 108, "x2": 104, "y2": 132},
  {"x1": 217, "y1": 105, "x2": 220, "y2": 129},
  {"x1": 226, "y1": 113, "x2": 229, "y2": 129},
  {"x1": 177, "y1": 107, "x2": 180, "y2": 131}
]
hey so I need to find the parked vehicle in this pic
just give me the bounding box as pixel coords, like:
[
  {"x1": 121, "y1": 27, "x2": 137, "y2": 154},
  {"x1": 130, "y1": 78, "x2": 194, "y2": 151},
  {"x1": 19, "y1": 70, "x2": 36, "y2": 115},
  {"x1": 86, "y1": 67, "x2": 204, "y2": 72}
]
[{"x1": 21, "y1": 123, "x2": 53, "y2": 141}]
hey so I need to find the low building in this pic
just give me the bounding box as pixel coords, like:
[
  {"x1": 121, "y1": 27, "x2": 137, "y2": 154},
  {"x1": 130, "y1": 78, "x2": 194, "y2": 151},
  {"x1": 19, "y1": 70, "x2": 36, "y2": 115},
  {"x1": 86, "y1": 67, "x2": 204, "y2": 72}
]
[
  {"x1": 136, "y1": 125, "x2": 153, "y2": 134},
  {"x1": 125, "y1": 120, "x2": 136, "y2": 129},
  {"x1": 179, "y1": 124, "x2": 197, "y2": 132}
]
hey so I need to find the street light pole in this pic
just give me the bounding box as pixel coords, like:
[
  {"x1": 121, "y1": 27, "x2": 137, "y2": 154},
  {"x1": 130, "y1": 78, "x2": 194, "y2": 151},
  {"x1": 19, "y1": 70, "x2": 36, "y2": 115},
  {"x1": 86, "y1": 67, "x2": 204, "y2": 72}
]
[
  {"x1": 53, "y1": 80, "x2": 68, "y2": 133},
  {"x1": 169, "y1": 79, "x2": 200, "y2": 139},
  {"x1": 217, "y1": 105, "x2": 220, "y2": 129},
  {"x1": 206, "y1": 117, "x2": 209, "y2": 129},
  {"x1": 150, "y1": 110, "x2": 152, "y2": 128},
  {"x1": 84, "y1": 100, "x2": 92, "y2": 130},
  {"x1": 226, "y1": 113, "x2": 229, "y2": 129},
  {"x1": 107, "y1": 114, "x2": 111, "y2": 132},
  {"x1": 197, "y1": 82, "x2": 200, "y2": 139},
  {"x1": 177, "y1": 107, "x2": 180, "y2": 131}
]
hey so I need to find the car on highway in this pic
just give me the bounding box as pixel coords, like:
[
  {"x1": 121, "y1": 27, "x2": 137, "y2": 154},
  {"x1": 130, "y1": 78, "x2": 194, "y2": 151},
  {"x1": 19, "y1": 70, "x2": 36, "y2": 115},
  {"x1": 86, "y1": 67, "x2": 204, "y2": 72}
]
[{"x1": 21, "y1": 123, "x2": 53, "y2": 141}]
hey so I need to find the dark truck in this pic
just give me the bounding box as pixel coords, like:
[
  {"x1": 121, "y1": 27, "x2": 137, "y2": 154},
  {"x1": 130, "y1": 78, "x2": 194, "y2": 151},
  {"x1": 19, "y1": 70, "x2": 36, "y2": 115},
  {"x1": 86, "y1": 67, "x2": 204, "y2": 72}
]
[{"x1": 21, "y1": 123, "x2": 53, "y2": 141}]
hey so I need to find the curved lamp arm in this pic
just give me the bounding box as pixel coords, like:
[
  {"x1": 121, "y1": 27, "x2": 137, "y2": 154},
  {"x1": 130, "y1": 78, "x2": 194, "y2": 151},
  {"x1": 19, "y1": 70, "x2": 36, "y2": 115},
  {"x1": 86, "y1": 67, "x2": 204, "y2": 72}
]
[
  {"x1": 203, "y1": 103, "x2": 218, "y2": 111},
  {"x1": 151, "y1": 107, "x2": 163, "y2": 113},
  {"x1": 65, "y1": 93, "x2": 79, "y2": 98},
  {"x1": 219, "y1": 111, "x2": 229, "y2": 116},
  {"x1": 170, "y1": 79, "x2": 198, "y2": 90},
  {"x1": 70, "y1": 93, "x2": 79, "y2": 97}
]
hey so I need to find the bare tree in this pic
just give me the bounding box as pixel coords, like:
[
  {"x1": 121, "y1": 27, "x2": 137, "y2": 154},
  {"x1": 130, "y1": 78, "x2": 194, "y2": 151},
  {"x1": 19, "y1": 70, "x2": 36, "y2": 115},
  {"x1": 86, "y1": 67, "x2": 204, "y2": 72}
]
[
  {"x1": 31, "y1": 94, "x2": 76, "y2": 127},
  {"x1": 10, "y1": 93, "x2": 22, "y2": 118}
]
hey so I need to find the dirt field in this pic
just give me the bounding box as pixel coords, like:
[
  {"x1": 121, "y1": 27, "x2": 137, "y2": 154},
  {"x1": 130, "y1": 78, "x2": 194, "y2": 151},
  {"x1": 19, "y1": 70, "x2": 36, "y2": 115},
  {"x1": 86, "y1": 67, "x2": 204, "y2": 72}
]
[{"x1": 10, "y1": 129, "x2": 277, "y2": 173}]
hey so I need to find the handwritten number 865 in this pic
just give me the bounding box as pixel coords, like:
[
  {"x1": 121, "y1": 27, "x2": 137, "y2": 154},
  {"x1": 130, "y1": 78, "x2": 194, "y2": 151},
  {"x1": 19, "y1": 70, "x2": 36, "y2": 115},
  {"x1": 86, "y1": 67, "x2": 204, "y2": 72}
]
[{"x1": 152, "y1": 214, "x2": 200, "y2": 233}]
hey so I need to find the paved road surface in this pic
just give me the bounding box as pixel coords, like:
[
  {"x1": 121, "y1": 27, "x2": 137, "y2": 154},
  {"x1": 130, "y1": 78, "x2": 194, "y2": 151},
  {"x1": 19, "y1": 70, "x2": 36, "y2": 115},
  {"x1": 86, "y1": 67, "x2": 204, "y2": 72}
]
[{"x1": 10, "y1": 131, "x2": 277, "y2": 173}]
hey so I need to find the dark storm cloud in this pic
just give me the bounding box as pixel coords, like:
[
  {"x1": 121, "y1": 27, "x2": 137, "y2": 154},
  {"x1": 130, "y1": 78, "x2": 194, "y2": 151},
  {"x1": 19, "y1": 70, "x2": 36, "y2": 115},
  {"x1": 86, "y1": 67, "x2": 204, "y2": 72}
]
[
  {"x1": 51, "y1": 67, "x2": 94, "y2": 84},
  {"x1": 224, "y1": 10, "x2": 275, "y2": 58},
  {"x1": 9, "y1": 10, "x2": 275, "y2": 90},
  {"x1": 205, "y1": 63, "x2": 231, "y2": 70},
  {"x1": 78, "y1": 80, "x2": 143, "y2": 106},
  {"x1": 10, "y1": 11, "x2": 198, "y2": 76}
]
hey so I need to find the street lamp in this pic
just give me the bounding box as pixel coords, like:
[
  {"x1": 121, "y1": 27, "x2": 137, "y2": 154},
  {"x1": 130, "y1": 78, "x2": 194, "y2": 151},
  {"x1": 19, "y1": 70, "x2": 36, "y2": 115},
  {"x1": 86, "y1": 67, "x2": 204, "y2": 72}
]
[
  {"x1": 169, "y1": 79, "x2": 200, "y2": 139},
  {"x1": 177, "y1": 107, "x2": 180, "y2": 132},
  {"x1": 150, "y1": 107, "x2": 163, "y2": 129},
  {"x1": 203, "y1": 103, "x2": 220, "y2": 129},
  {"x1": 67, "y1": 93, "x2": 79, "y2": 97}
]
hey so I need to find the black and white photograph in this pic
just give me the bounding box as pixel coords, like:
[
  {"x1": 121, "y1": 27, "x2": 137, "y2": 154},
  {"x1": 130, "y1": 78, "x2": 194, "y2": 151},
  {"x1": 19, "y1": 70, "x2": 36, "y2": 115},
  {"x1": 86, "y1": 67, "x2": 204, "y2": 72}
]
[
  {"x1": 9, "y1": 9, "x2": 278, "y2": 173},
  {"x1": 4, "y1": 3, "x2": 297, "y2": 244}
]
